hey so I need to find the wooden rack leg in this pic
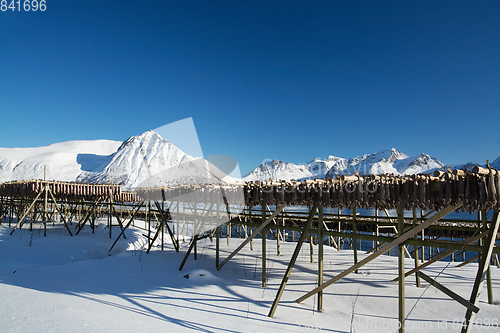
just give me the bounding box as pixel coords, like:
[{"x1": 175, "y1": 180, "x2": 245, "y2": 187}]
[
  {"x1": 296, "y1": 201, "x2": 462, "y2": 304},
  {"x1": 268, "y1": 203, "x2": 318, "y2": 318},
  {"x1": 262, "y1": 200, "x2": 267, "y2": 288},
  {"x1": 397, "y1": 204, "x2": 405, "y2": 333},
  {"x1": 461, "y1": 211, "x2": 500, "y2": 333},
  {"x1": 179, "y1": 234, "x2": 198, "y2": 271},
  {"x1": 217, "y1": 204, "x2": 287, "y2": 271},
  {"x1": 317, "y1": 204, "x2": 323, "y2": 312},
  {"x1": 216, "y1": 226, "x2": 220, "y2": 267},
  {"x1": 413, "y1": 208, "x2": 420, "y2": 287}
]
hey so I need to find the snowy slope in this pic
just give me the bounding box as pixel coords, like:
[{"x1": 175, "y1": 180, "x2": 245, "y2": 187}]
[{"x1": 0, "y1": 140, "x2": 121, "y2": 182}]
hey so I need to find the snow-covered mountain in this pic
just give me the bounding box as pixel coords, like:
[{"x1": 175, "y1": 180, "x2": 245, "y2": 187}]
[
  {"x1": 0, "y1": 131, "x2": 236, "y2": 189},
  {"x1": 244, "y1": 149, "x2": 445, "y2": 181},
  {"x1": 0, "y1": 139, "x2": 121, "y2": 182},
  {"x1": 77, "y1": 130, "x2": 195, "y2": 188},
  {"x1": 1, "y1": 133, "x2": 497, "y2": 186},
  {"x1": 243, "y1": 160, "x2": 314, "y2": 182},
  {"x1": 307, "y1": 156, "x2": 348, "y2": 177},
  {"x1": 330, "y1": 149, "x2": 444, "y2": 177}
]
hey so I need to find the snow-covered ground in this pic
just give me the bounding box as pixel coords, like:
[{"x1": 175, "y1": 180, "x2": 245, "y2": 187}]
[{"x1": 1, "y1": 220, "x2": 499, "y2": 333}]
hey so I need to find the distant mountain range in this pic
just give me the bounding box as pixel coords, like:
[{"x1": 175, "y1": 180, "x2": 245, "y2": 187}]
[
  {"x1": 1, "y1": 131, "x2": 498, "y2": 188},
  {"x1": 244, "y1": 149, "x2": 447, "y2": 181},
  {"x1": 244, "y1": 150, "x2": 500, "y2": 182}
]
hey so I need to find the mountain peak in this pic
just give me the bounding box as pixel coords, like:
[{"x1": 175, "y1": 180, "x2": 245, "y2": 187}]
[
  {"x1": 118, "y1": 130, "x2": 166, "y2": 151},
  {"x1": 375, "y1": 148, "x2": 406, "y2": 159},
  {"x1": 78, "y1": 130, "x2": 193, "y2": 189}
]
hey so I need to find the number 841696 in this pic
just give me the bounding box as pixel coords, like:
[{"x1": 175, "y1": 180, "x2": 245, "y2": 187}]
[{"x1": 1, "y1": 0, "x2": 47, "y2": 11}]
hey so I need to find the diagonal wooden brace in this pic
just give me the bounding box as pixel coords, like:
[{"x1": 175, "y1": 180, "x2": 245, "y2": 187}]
[
  {"x1": 392, "y1": 229, "x2": 490, "y2": 282},
  {"x1": 75, "y1": 197, "x2": 103, "y2": 235},
  {"x1": 109, "y1": 202, "x2": 144, "y2": 251},
  {"x1": 153, "y1": 201, "x2": 178, "y2": 252},
  {"x1": 461, "y1": 211, "x2": 500, "y2": 333},
  {"x1": 296, "y1": 200, "x2": 463, "y2": 304},
  {"x1": 457, "y1": 255, "x2": 480, "y2": 268},
  {"x1": 10, "y1": 190, "x2": 44, "y2": 235},
  {"x1": 417, "y1": 271, "x2": 479, "y2": 313},
  {"x1": 217, "y1": 203, "x2": 287, "y2": 271},
  {"x1": 268, "y1": 204, "x2": 318, "y2": 317},
  {"x1": 47, "y1": 188, "x2": 73, "y2": 236}
]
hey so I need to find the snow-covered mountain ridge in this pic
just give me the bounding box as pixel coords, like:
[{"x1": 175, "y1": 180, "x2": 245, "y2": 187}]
[
  {"x1": 244, "y1": 148, "x2": 499, "y2": 182},
  {"x1": 1, "y1": 133, "x2": 498, "y2": 186},
  {"x1": 0, "y1": 131, "x2": 239, "y2": 189},
  {"x1": 0, "y1": 139, "x2": 122, "y2": 183}
]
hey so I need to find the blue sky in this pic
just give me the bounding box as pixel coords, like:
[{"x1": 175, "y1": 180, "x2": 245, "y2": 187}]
[{"x1": 1, "y1": 0, "x2": 499, "y2": 175}]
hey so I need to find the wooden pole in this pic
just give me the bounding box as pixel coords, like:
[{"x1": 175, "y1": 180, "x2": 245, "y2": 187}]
[
  {"x1": 109, "y1": 187, "x2": 113, "y2": 239},
  {"x1": 44, "y1": 184, "x2": 48, "y2": 236},
  {"x1": 421, "y1": 210, "x2": 425, "y2": 262},
  {"x1": 268, "y1": 204, "x2": 318, "y2": 317},
  {"x1": 417, "y1": 271, "x2": 479, "y2": 313},
  {"x1": 217, "y1": 203, "x2": 286, "y2": 271},
  {"x1": 179, "y1": 234, "x2": 198, "y2": 271},
  {"x1": 457, "y1": 255, "x2": 480, "y2": 268},
  {"x1": 461, "y1": 211, "x2": 500, "y2": 333},
  {"x1": 249, "y1": 207, "x2": 254, "y2": 250},
  {"x1": 483, "y1": 211, "x2": 494, "y2": 305},
  {"x1": 161, "y1": 201, "x2": 164, "y2": 251},
  {"x1": 194, "y1": 202, "x2": 197, "y2": 260},
  {"x1": 486, "y1": 265, "x2": 494, "y2": 305},
  {"x1": 262, "y1": 200, "x2": 267, "y2": 288},
  {"x1": 182, "y1": 203, "x2": 185, "y2": 241},
  {"x1": 146, "y1": 202, "x2": 178, "y2": 253},
  {"x1": 353, "y1": 207, "x2": 358, "y2": 273},
  {"x1": 216, "y1": 226, "x2": 220, "y2": 268},
  {"x1": 394, "y1": 230, "x2": 489, "y2": 281},
  {"x1": 296, "y1": 201, "x2": 462, "y2": 304},
  {"x1": 227, "y1": 203, "x2": 231, "y2": 246},
  {"x1": 47, "y1": 189, "x2": 72, "y2": 236},
  {"x1": 337, "y1": 208, "x2": 341, "y2": 250},
  {"x1": 413, "y1": 208, "x2": 420, "y2": 287},
  {"x1": 317, "y1": 204, "x2": 324, "y2": 312},
  {"x1": 276, "y1": 209, "x2": 281, "y2": 256},
  {"x1": 398, "y1": 204, "x2": 405, "y2": 333},
  {"x1": 10, "y1": 190, "x2": 44, "y2": 235},
  {"x1": 176, "y1": 201, "x2": 180, "y2": 242},
  {"x1": 109, "y1": 202, "x2": 144, "y2": 251},
  {"x1": 309, "y1": 205, "x2": 314, "y2": 264}
]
